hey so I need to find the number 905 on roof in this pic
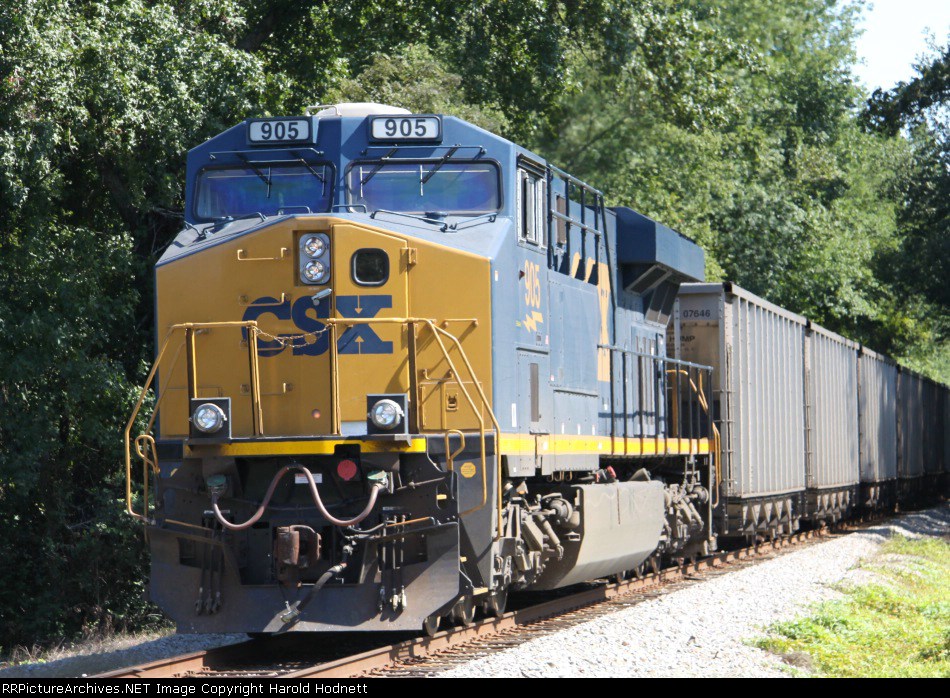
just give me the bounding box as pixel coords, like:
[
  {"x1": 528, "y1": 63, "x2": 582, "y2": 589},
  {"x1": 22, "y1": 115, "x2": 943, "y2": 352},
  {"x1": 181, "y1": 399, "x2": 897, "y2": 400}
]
[
  {"x1": 369, "y1": 115, "x2": 441, "y2": 142},
  {"x1": 246, "y1": 118, "x2": 313, "y2": 144}
]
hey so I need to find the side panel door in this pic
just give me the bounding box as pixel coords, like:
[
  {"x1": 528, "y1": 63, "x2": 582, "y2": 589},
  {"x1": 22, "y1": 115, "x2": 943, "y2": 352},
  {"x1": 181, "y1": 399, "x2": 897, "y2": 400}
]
[{"x1": 330, "y1": 223, "x2": 410, "y2": 433}]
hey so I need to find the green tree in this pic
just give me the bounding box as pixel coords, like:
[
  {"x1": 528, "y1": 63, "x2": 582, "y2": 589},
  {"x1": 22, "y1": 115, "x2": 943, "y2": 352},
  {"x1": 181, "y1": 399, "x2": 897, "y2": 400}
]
[
  {"x1": 1, "y1": 0, "x2": 947, "y2": 652},
  {"x1": 0, "y1": 0, "x2": 268, "y2": 646},
  {"x1": 863, "y1": 40, "x2": 950, "y2": 378},
  {"x1": 536, "y1": 1, "x2": 917, "y2": 369},
  {"x1": 323, "y1": 45, "x2": 510, "y2": 134}
]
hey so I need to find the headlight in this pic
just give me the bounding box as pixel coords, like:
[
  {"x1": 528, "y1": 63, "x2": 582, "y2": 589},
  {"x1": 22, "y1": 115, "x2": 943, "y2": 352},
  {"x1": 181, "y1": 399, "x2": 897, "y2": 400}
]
[
  {"x1": 303, "y1": 260, "x2": 327, "y2": 282},
  {"x1": 369, "y1": 399, "x2": 404, "y2": 430},
  {"x1": 299, "y1": 233, "x2": 330, "y2": 284},
  {"x1": 192, "y1": 403, "x2": 226, "y2": 433},
  {"x1": 303, "y1": 236, "x2": 326, "y2": 257}
]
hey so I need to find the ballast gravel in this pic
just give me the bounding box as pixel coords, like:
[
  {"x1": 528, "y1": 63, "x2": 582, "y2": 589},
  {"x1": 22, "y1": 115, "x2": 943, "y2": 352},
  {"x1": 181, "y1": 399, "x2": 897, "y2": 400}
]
[
  {"x1": 1, "y1": 504, "x2": 946, "y2": 679},
  {"x1": 439, "y1": 504, "x2": 950, "y2": 678}
]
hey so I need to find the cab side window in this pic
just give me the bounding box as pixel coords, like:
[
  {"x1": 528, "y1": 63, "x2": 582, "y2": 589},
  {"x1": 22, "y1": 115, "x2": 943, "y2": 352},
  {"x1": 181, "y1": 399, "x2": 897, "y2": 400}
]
[{"x1": 517, "y1": 168, "x2": 545, "y2": 246}]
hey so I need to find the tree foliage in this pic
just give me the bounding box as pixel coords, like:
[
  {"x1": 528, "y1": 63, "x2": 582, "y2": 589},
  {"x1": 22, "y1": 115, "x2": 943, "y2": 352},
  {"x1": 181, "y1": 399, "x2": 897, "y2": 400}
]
[
  {"x1": 0, "y1": 0, "x2": 946, "y2": 650},
  {"x1": 0, "y1": 0, "x2": 267, "y2": 647},
  {"x1": 861, "y1": 39, "x2": 950, "y2": 377}
]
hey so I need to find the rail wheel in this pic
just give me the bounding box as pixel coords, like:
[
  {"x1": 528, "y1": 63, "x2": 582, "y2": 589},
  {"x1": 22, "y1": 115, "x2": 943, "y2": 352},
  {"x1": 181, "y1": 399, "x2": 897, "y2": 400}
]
[
  {"x1": 451, "y1": 596, "x2": 475, "y2": 626},
  {"x1": 423, "y1": 614, "x2": 441, "y2": 637},
  {"x1": 484, "y1": 587, "x2": 508, "y2": 617}
]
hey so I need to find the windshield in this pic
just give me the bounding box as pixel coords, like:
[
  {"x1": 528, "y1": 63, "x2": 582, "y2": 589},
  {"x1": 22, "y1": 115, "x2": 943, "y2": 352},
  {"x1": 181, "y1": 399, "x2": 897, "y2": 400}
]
[
  {"x1": 347, "y1": 162, "x2": 500, "y2": 214},
  {"x1": 195, "y1": 164, "x2": 332, "y2": 219}
]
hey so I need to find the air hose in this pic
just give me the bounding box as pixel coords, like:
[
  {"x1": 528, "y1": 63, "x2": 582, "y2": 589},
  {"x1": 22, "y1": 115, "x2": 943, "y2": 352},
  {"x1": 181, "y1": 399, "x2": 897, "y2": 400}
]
[
  {"x1": 279, "y1": 545, "x2": 354, "y2": 625},
  {"x1": 210, "y1": 464, "x2": 384, "y2": 530}
]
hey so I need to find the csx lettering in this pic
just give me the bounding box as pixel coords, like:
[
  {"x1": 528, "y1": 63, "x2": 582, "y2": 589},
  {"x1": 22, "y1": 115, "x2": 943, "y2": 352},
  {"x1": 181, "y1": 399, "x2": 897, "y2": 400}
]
[
  {"x1": 524, "y1": 260, "x2": 541, "y2": 309},
  {"x1": 241, "y1": 295, "x2": 393, "y2": 356},
  {"x1": 335, "y1": 296, "x2": 393, "y2": 355}
]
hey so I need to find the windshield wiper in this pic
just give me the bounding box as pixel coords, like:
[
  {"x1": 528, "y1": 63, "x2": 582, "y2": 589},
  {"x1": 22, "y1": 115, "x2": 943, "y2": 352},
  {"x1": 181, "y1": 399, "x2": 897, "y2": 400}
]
[
  {"x1": 361, "y1": 148, "x2": 398, "y2": 187},
  {"x1": 215, "y1": 212, "x2": 267, "y2": 223},
  {"x1": 234, "y1": 152, "x2": 271, "y2": 190},
  {"x1": 420, "y1": 145, "x2": 461, "y2": 185},
  {"x1": 289, "y1": 153, "x2": 326, "y2": 184},
  {"x1": 370, "y1": 209, "x2": 453, "y2": 232},
  {"x1": 185, "y1": 221, "x2": 211, "y2": 243},
  {"x1": 209, "y1": 212, "x2": 267, "y2": 234},
  {"x1": 452, "y1": 212, "x2": 499, "y2": 230}
]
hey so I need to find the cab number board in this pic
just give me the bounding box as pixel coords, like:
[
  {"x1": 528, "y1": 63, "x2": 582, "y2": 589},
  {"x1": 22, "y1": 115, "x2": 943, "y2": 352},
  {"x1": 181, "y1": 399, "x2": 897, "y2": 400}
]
[
  {"x1": 247, "y1": 118, "x2": 311, "y2": 144},
  {"x1": 370, "y1": 115, "x2": 441, "y2": 141}
]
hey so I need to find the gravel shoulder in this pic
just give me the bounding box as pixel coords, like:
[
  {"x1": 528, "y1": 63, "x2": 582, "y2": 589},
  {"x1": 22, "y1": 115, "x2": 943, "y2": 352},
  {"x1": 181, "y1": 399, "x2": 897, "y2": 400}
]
[{"x1": 438, "y1": 504, "x2": 950, "y2": 678}]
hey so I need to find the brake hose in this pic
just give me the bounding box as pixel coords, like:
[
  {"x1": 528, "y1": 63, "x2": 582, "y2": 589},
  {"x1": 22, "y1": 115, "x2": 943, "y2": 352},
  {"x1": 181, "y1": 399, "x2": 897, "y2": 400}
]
[
  {"x1": 210, "y1": 464, "x2": 383, "y2": 530},
  {"x1": 279, "y1": 545, "x2": 354, "y2": 625}
]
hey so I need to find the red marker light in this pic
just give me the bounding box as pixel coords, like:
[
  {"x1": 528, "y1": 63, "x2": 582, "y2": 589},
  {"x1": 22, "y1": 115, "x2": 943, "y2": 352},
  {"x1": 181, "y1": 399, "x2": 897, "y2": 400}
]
[{"x1": 337, "y1": 459, "x2": 358, "y2": 481}]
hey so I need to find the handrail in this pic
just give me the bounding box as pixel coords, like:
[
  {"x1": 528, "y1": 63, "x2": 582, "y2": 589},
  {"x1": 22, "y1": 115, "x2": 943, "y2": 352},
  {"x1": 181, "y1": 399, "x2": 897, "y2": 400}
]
[
  {"x1": 429, "y1": 323, "x2": 503, "y2": 537},
  {"x1": 124, "y1": 321, "x2": 262, "y2": 523},
  {"x1": 124, "y1": 316, "x2": 503, "y2": 539},
  {"x1": 445, "y1": 429, "x2": 466, "y2": 469},
  {"x1": 667, "y1": 368, "x2": 722, "y2": 508},
  {"x1": 236, "y1": 247, "x2": 289, "y2": 262},
  {"x1": 124, "y1": 326, "x2": 176, "y2": 523},
  {"x1": 322, "y1": 317, "x2": 501, "y2": 538},
  {"x1": 599, "y1": 344, "x2": 712, "y2": 372},
  {"x1": 597, "y1": 342, "x2": 718, "y2": 508},
  {"x1": 547, "y1": 163, "x2": 605, "y2": 198},
  {"x1": 550, "y1": 209, "x2": 602, "y2": 236}
]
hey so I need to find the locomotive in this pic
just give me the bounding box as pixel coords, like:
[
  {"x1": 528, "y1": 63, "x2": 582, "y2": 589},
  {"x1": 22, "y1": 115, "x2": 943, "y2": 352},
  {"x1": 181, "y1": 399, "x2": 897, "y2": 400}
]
[{"x1": 124, "y1": 104, "x2": 946, "y2": 636}]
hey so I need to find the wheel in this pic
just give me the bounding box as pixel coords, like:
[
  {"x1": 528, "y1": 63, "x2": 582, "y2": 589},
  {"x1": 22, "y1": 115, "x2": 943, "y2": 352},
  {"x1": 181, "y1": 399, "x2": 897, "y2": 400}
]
[
  {"x1": 611, "y1": 570, "x2": 629, "y2": 584},
  {"x1": 451, "y1": 596, "x2": 475, "y2": 626},
  {"x1": 485, "y1": 587, "x2": 508, "y2": 617},
  {"x1": 423, "y1": 614, "x2": 441, "y2": 637}
]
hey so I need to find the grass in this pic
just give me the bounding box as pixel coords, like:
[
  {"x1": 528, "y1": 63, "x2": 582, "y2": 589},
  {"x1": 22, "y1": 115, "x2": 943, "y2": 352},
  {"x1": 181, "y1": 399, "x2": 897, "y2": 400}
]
[
  {"x1": 756, "y1": 535, "x2": 950, "y2": 677},
  {"x1": 0, "y1": 619, "x2": 173, "y2": 671}
]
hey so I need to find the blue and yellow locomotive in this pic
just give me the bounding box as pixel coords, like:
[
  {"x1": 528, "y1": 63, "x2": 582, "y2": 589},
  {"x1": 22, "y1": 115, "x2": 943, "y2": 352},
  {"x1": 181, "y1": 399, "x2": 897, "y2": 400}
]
[{"x1": 125, "y1": 103, "x2": 716, "y2": 635}]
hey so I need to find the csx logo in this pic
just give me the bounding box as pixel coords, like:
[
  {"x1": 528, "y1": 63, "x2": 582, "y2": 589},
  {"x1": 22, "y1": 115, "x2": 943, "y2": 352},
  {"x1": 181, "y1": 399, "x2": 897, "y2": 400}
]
[{"x1": 242, "y1": 295, "x2": 393, "y2": 357}]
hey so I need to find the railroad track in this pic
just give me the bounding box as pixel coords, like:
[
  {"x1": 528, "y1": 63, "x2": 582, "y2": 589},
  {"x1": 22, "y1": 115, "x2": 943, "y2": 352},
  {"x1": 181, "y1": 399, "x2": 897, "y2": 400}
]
[{"x1": 95, "y1": 527, "x2": 841, "y2": 679}]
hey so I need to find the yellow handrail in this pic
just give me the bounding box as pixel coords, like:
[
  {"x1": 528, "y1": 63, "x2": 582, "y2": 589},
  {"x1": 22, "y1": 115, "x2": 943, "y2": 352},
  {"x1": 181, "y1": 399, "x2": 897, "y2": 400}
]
[
  {"x1": 430, "y1": 323, "x2": 503, "y2": 538},
  {"x1": 666, "y1": 368, "x2": 721, "y2": 508},
  {"x1": 321, "y1": 317, "x2": 502, "y2": 538},
  {"x1": 124, "y1": 321, "x2": 261, "y2": 522},
  {"x1": 445, "y1": 429, "x2": 466, "y2": 469},
  {"x1": 124, "y1": 317, "x2": 503, "y2": 538}
]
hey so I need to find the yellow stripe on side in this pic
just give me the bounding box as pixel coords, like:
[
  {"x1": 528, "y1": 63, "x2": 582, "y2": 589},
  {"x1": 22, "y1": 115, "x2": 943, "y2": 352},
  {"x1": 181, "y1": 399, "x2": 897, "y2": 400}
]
[
  {"x1": 187, "y1": 434, "x2": 708, "y2": 459},
  {"x1": 498, "y1": 435, "x2": 710, "y2": 457},
  {"x1": 187, "y1": 438, "x2": 427, "y2": 457},
  {"x1": 498, "y1": 435, "x2": 536, "y2": 455}
]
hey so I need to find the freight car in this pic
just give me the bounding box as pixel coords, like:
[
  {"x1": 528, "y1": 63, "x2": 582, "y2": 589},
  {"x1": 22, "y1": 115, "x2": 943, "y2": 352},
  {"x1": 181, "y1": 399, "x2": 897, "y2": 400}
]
[
  {"x1": 671, "y1": 282, "x2": 948, "y2": 538},
  {"x1": 896, "y1": 368, "x2": 945, "y2": 498},
  {"x1": 125, "y1": 104, "x2": 717, "y2": 635},
  {"x1": 124, "y1": 104, "x2": 948, "y2": 636},
  {"x1": 670, "y1": 283, "x2": 805, "y2": 537},
  {"x1": 857, "y1": 347, "x2": 898, "y2": 510}
]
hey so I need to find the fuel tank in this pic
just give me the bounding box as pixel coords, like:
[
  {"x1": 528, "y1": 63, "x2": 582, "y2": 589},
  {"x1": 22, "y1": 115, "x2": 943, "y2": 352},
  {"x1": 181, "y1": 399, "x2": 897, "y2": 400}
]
[{"x1": 530, "y1": 480, "x2": 665, "y2": 590}]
